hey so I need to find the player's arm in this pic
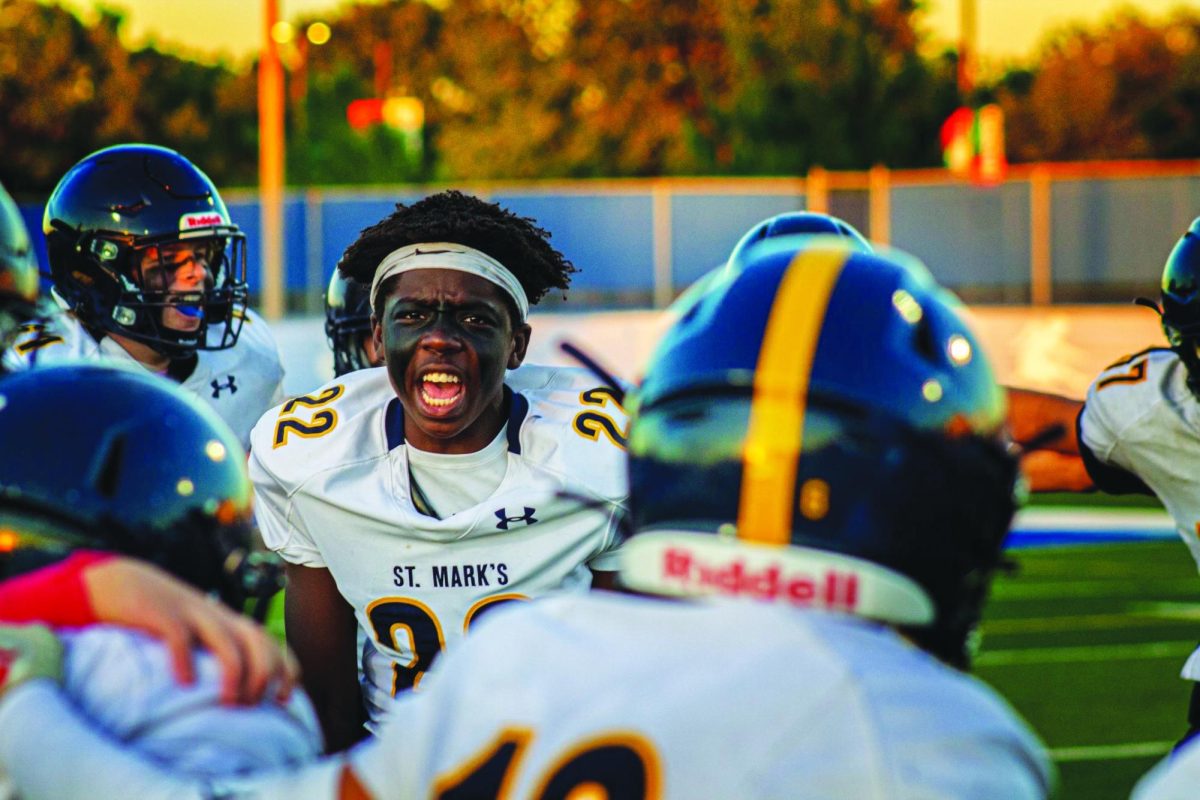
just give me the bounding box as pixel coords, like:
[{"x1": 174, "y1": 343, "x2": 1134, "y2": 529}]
[
  {"x1": 0, "y1": 680, "x2": 355, "y2": 799},
  {"x1": 1005, "y1": 386, "x2": 1083, "y2": 455},
  {"x1": 0, "y1": 553, "x2": 296, "y2": 704},
  {"x1": 1005, "y1": 386, "x2": 1097, "y2": 492},
  {"x1": 286, "y1": 562, "x2": 369, "y2": 753}
]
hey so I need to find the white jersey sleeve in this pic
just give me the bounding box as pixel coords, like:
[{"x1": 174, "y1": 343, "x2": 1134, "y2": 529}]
[
  {"x1": 1078, "y1": 349, "x2": 1177, "y2": 482},
  {"x1": 61, "y1": 626, "x2": 322, "y2": 774},
  {"x1": 1133, "y1": 738, "x2": 1200, "y2": 800},
  {"x1": 4, "y1": 312, "x2": 112, "y2": 369}
]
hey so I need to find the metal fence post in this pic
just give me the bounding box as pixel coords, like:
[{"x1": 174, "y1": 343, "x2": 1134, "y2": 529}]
[
  {"x1": 652, "y1": 183, "x2": 673, "y2": 308},
  {"x1": 305, "y1": 189, "x2": 325, "y2": 315},
  {"x1": 868, "y1": 164, "x2": 890, "y2": 245},
  {"x1": 1029, "y1": 165, "x2": 1052, "y2": 305}
]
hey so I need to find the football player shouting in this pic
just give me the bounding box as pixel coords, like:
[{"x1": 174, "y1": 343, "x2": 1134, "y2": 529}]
[{"x1": 249, "y1": 191, "x2": 628, "y2": 750}]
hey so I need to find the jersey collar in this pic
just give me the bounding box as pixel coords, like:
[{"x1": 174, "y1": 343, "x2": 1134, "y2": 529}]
[{"x1": 385, "y1": 385, "x2": 529, "y2": 454}]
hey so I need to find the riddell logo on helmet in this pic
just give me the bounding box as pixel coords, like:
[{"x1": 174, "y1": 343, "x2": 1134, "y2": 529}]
[
  {"x1": 180, "y1": 213, "x2": 224, "y2": 230},
  {"x1": 661, "y1": 547, "x2": 859, "y2": 609}
]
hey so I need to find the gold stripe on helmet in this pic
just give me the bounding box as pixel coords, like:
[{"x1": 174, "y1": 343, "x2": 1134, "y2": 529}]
[{"x1": 736, "y1": 247, "x2": 851, "y2": 545}]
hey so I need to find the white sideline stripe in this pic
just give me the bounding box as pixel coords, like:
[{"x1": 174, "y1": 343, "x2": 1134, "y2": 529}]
[
  {"x1": 1049, "y1": 741, "x2": 1173, "y2": 763},
  {"x1": 1012, "y1": 507, "x2": 1175, "y2": 535},
  {"x1": 977, "y1": 640, "x2": 1195, "y2": 666},
  {"x1": 992, "y1": 579, "x2": 1200, "y2": 600}
]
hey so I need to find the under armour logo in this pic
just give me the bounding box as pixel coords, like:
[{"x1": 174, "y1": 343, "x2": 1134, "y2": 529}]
[
  {"x1": 495, "y1": 507, "x2": 537, "y2": 530},
  {"x1": 211, "y1": 376, "x2": 238, "y2": 398}
]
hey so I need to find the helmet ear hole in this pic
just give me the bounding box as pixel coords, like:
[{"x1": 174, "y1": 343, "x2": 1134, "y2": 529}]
[
  {"x1": 90, "y1": 435, "x2": 127, "y2": 499},
  {"x1": 912, "y1": 313, "x2": 942, "y2": 365}
]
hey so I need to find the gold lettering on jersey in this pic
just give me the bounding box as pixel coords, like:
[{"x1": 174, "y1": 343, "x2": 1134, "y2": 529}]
[
  {"x1": 435, "y1": 727, "x2": 663, "y2": 800},
  {"x1": 14, "y1": 332, "x2": 64, "y2": 354},
  {"x1": 1097, "y1": 358, "x2": 1147, "y2": 390},
  {"x1": 462, "y1": 593, "x2": 529, "y2": 632},
  {"x1": 661, "y1": 546, "x2": 859, "y2": 610},
  {"x1": 272, "y1": 384, "x2": 344, "y2": 448},
  {"x1": 572, "y1": 387, "x2": 628, "y2": 449},
  {"x1": 281, "y1": 384, "x2": 344, "y2": 414}
]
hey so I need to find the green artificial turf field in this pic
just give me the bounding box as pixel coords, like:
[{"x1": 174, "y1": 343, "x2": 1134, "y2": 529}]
[{"x1": 978, "y1": 539, "x2": 1199, "y2": 799}]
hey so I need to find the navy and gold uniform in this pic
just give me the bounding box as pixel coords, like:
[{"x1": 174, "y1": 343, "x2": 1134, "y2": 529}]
[{"x1": 248, "y1": 364, "x2": 627, "y2": 726}]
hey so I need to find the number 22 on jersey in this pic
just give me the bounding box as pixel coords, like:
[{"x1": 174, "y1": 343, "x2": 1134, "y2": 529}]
[
  {"x1": 273, "y1": 385, "x2": 344, "y2": 448},
  {"x1": 367, "y1": 594, "x2": 527, "y2": 694}
]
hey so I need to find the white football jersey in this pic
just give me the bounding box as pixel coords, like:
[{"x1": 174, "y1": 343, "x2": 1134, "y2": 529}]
[
  {"x1": 3, "y1": 309, "x2": 285, "y2": 448},
  {"x1": 1132, "y1": 736, "x2": 1200, "y2": 800},
  {"x1": 249, "y1": 364, "x2": 629, "y2": 725},
  {"x1": 0, "y1": 597, "x2": 1053, "y2": 800},
  {"x1": 238, "y1": 595, "x2": 1050, "y2": 799},
  {"x1": 1078, "y1": 349, "x2": 1200, "y2": 679},
  {"x1": 0, "y1": 624, "x2": 321, "y2": 800}
]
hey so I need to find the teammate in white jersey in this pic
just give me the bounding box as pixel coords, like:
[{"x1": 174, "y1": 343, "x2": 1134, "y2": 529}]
[
  {"x1": 0, "y1": 180, "x2": 295, "y2": 699},
  {"x1": 2, "y1": 144, "x2": 284, "y2": 448},
  {"x1": 0, "y1": 236, "x2": 1051, "y2": 799},
  {"x1": 0, "y1": 364, "x2": 316, "y2": 797},
  {"x1": 252, "y1": 191, "x2": 627, "y2": 750},
  {"x1": 1007, "y1": 217, "x2": 1200, "y2": 742}
]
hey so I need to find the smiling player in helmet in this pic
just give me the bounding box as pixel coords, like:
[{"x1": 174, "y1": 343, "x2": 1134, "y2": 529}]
[{"x1": 3, "y1": 144, "x2": 285, "y2": 448}]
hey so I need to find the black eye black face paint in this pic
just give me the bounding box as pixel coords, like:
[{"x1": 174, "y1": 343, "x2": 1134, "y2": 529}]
[{"x1": 378, "y1": 268, "x2": 525, "y2": 454}]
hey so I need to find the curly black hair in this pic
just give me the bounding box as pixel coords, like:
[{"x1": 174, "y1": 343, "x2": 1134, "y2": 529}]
[{"x1": 337, "y1": 190, "x2": 577, "y2": 321}]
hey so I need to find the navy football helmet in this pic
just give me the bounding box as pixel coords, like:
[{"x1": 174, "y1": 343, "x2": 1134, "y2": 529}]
[
  {"x1": 622, "y1": 237, "x2": 1019, "y2": 668},
  {"x1": 727, "y1": 211, "x2": 872, "y2": 264},
  {"x1": 0, "y1": 181, "x2": 39, "y2": 359},
  {"x1": 672, "y1": 212, "x2": 871, "y2": 316},
  {"x1": 1160, "y1": 218, "x2": 1200, "y2": 395},
  {"x1": 43, "y1": 144, "x2": 248, "y2": 360},
  {"x1": 325, "y1": 270, "x2": 375, "y2": 377},
  {"x1": 0, "y1": 365, "x2": 279, "y2": 610}
]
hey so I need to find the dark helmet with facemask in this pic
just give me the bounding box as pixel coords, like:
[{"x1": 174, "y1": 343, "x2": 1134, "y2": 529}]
[{"x1": 43, "y1": 144, "x2": 248, "y2": 360}]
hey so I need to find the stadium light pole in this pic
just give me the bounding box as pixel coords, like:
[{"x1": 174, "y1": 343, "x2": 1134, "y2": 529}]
[
  {"x1": 958, "y1": 0, "x2": 977, "y2": 98},
  {"x1": 258, "y1": 0, "x2": 286, "y2": 320}
]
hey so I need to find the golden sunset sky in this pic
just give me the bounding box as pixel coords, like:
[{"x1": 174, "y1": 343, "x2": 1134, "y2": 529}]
[{"x1": 43, "y1": 0, "x2": 1200, "y2": 70}]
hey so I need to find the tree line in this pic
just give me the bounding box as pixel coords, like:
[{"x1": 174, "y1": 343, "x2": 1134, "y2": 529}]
[{"x1": 2, "y1": 0, "x2": 1199, "y2": 195}]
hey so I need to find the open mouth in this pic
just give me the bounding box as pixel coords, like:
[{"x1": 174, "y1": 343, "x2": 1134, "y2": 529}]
[
  {"x1": 418, "y1": 371, "x2": 465, "y2": 412},
  {"x1": 168, "y1": 292, "x2": 206, "y2": 320}
]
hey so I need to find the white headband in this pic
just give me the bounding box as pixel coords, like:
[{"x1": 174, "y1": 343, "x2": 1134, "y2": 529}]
[{"x1": 369, "y1": 242, "x2": 529, "y2": 321}]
